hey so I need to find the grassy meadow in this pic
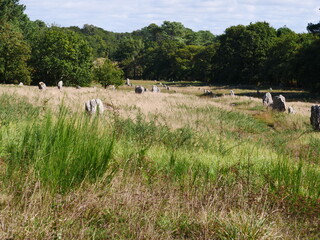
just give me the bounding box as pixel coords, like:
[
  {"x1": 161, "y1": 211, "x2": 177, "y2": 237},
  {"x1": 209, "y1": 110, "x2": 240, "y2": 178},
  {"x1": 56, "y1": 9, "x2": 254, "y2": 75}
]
[{"x1": 0, "y1": 82, "x2": 319, "y2": 239}]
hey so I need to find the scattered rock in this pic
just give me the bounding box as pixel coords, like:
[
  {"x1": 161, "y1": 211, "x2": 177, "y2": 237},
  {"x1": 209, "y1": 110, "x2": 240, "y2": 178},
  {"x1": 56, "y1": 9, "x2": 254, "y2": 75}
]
[
  {"x1": 85, "y1": 99, "x2": 104, "y2": 115},
  {"x1": 126, "y1": 78, "x2": 130, "y2": 86},
  {"x1": 272, "y1": 95, "x2": 286, "y2": 112},
  {"x1": 152, "y1": 85, "x2": 160, "y2": 93},
  {"x1": 38, "y1": 82, "x2": 46, "y2": 90},
  {"x1": 18, "y1": 82, "x2": 23, "y2": 86},
  {"x1": 76, "y1": 85, "x2": 81, "y2": 89},
  {"x1": 135, "y1": 86, "x2": 145, "y2": 94},
  {"x1": 230, "y1": 90, "x2": 235, "y2": 96},
  {"x1": 57, "y1": 80, "x2": 63, "y2": 90},
  {"x1": 107, "y1": 85, "x2": 115, "y2": 90},
  {"x1": 288, "y1": 106, "x2": 295, "y2": 114},
  {"x1": 262, "y1": 92, "x2": 273, "y2": 106},
  {"x1": 311, "y1": 105, "x2": 320, "y2": 130}
]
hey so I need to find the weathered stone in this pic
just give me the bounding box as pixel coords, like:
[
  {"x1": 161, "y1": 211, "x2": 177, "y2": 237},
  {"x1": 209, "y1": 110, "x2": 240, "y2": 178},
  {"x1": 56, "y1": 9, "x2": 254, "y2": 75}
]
[
  {"x1": 230, "y1": 90, "x2": 235, "y2": 96},
  {"x1": 126, "y1": 78, "x2": 130, "y2": 86},
  {"x1": 152, "y1": 85, "x2": 160, "y2": 93},
  {"x1": 288, "y1": 106, "x2": 294, "y2": 114},
  {"x1": 57, "y1": 80, "x2": 63, "y2": 90},
  {"x1": 310, "y1": 105, "x2": 320, "y2": 130},
  {"x1": 85, "y1": 99, "x2": 104, "y2": 115},
  {"x1": 272, "y1": 95, "x2": 286, "y2": 112},
  {"x1": 262, "y1": 92, "x2": 273, "y2": 106},
  {"x1": 18, "y1": 82, "x2": 23, "y2": 86},
  {"x1": 38, "y1": 82, "x2": 46, "y2": 90},
  {"x1": 135, "y1": 86, "x2": 145, "y2": 94},
  {"x1": 76, "y1": 85, "x2": 81, "y2": 89}
]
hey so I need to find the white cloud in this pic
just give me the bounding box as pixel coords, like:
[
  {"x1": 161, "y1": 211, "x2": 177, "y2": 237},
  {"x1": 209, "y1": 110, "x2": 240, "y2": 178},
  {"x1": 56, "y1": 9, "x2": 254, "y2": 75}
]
[{"x1": 20, "y1": 0, "x2": 320, "y2": 34}]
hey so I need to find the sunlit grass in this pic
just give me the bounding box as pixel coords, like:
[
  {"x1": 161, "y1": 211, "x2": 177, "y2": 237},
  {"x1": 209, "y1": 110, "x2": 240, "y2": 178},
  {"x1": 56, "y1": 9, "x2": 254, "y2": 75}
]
[{"x1": 0, "y1": 85, "x2": 319, "y2": 239}]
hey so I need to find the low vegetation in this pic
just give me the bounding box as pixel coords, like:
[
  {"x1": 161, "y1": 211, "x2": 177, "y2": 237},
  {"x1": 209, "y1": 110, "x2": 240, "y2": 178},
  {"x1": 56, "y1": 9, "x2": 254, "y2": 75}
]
[{"x1": 0, "y1": 84, "x2": 319, "y2": 239}]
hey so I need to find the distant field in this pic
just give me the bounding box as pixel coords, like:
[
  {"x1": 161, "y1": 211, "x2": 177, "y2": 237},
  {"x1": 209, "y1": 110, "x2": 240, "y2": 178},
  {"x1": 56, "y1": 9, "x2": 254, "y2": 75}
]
[{"x1": 0, "y1": 82, "x2": 319, "y2": 239}]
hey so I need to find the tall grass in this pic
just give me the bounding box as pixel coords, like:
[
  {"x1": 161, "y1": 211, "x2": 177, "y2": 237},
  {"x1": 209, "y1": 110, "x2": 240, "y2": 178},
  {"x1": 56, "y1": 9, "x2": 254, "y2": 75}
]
[{"x1": 4, "y1": 108, "x2": 114, "y2": 193}]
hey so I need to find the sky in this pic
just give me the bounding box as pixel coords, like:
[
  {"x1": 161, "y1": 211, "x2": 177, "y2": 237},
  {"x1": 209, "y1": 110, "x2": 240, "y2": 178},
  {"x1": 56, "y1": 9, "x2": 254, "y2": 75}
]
[{"x1": 20, "y1": 0, "x2": 320, "y2": 35}]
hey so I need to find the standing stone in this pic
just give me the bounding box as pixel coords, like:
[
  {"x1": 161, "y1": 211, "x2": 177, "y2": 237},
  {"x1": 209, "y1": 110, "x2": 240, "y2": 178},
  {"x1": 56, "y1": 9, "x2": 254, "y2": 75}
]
[
  {"x1": 38, "y1": 82, "x2": 46, "y2": 90},
  {"x1": 76, "y1": 85, "x2": 81, "y2": 89},
  {"x1": 85, "y1": 99, "x2": 104, "y2": 115},
  {"x1": 152, "y1": 85, "x2": 160, "y2": 93},
  {"x1": 57, "y1": 80, "x2": 63, "y2": 90},
  {"x1": 288, "y1": 106, "x2": 294, "y2": 114},
  {"x1": 311, "y1": 105, "x2": 320, "y2": 130},
  {"x1": 18, "y1": 82, "x2": 23, "y2": 86},
  {"x1": 126, "y1": 78, "x2": 130, "y2": 86},
  {"x1": 135, "y1": 86, "x2": 145, "y2": 94},
  {"x1": 230, "y1": 90, "x2": 235, "y2": 96},
  {"x1": 262, "y1": 92, "x2": 273, "y2": 106},
  {"x1": 272, "y1": 95, "x2": 286, "y2": 112}
]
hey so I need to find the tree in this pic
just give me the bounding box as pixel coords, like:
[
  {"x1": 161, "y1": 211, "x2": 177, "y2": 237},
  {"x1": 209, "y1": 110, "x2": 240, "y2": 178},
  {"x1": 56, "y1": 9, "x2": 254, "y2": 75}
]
[
  {"x1": 193, "y1": 43, "x2": 219, "y2": 82},
  {"x1": 307, "y1": 22, "x2": 320, "y2": 35},
  {"x1": 295, "y1": 38, "x2": 320, "y2": 91},
  {"x1": 31, "y1": 27, "x2": 93, "y2": 86},
  {"x1": 93, "y1": 58, "x2": 124, "y2": 87},
  {"x1": 171, "y1": 45, "x2": 203, "y2": 80},
  {"x1": 264, "y1": 31, "x2": 300, "y2": 86},
  {"x1": 0, "y1": 0, "x2": 27, "y2": 26},
  {"x1": 0, "y1": 23, "x2": 31, "y2": 84},
  {"x1": 214, "y1": 22, "x2": 276, "y2": 85}
]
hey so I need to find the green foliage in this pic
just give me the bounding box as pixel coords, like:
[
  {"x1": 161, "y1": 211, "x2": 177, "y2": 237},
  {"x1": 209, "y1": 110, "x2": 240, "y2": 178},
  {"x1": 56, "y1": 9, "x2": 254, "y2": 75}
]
[
  {"x1": 93, "y1": 58, "x2": 124, "y2": 87},
  {"x1": 0, "y1": 93, "x2": 40, "y2": 126},
  {"x1": 215, "y1": 22, "x2": 277, "y2": 84},
  {"x1": 264, "y1": 30, "x2": 300, "y2": 86},
  {"x1": 4, "y1": 109, "x2": 114, "y2": 193},
  {"x1": 295, "y1": 37, "x2": 320, "y2": 92},
  {"x1": 307, "y1": 21, "x2": 320, "y2": 35},
  {"x1": 0, "y1": 23, "x2": 31, "y2": 84},
  {"x1": 0, "y1": 0, "x2": 28, "y2": 26},
  {"x1": 30, "y1": 27, "x2": 93, "y2": 86}
]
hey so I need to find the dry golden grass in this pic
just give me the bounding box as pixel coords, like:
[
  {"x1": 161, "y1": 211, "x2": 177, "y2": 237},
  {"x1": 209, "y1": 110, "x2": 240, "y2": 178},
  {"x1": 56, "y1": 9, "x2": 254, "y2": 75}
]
[{"x1": 0, "y1": 83, "x2": 313, "y2": 128}]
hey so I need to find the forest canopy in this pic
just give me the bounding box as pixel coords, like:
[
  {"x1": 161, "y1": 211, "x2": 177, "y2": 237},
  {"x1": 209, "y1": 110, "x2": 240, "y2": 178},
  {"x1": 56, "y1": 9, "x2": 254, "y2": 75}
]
[{"x1": 0, "y1": 0, "x2": 319, "y2": 91}]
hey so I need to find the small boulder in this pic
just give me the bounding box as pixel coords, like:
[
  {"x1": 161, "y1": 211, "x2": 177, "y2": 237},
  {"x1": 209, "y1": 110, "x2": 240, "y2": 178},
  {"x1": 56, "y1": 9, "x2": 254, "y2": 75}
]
[
  {"x1": 38, "y1": 82, "x2": 46, "y2": 90},
  {"x1": 152, "y1": 85, "x2": 160, "y2": 93},
  {"x1": 272, "y1": 95, "x2": 286, "y2": 112},
  {"x1": 126, "y1": 78, "x2": 130, "y2": 86},
  {"x1": 18, "y1": 82, "x2": 23, "y2": 86},
  {"x1": 57, "y1": 80, "x2": 63, "y2": 90},
  {"x1": 262, "y1": 92, "x2": 273, "y2": 106},
  {"x1": 85, "y1": 99, "x2": 104, "y2": 115},
  {"x1": 230, "y1": 90, "x2": 235, "y2": 96},
  {"x1": 288, "y1": 106, "x2": 295, "y2": 114},
  {"x1": 135, "y1": 86, "x2": 145, "y2": 94},
  {"x1": 76, "y1": 85, "x2": 81, "y2": 89},
  {"x1": 310, "y1": 105, "x2": 320, "y2": 130}
]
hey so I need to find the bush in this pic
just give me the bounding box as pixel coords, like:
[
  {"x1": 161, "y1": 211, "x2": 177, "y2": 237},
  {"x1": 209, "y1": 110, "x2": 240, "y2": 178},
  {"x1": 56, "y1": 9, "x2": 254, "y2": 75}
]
[{"x1": 93, "y1": 58, "x2": 124, "y2": 87}]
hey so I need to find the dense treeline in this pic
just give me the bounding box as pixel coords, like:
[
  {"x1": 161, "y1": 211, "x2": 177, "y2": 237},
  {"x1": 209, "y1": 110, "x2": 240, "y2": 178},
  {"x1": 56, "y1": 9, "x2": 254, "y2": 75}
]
[{"x1": 0, "y1": 0, "x2": 319, "y2": 91}]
